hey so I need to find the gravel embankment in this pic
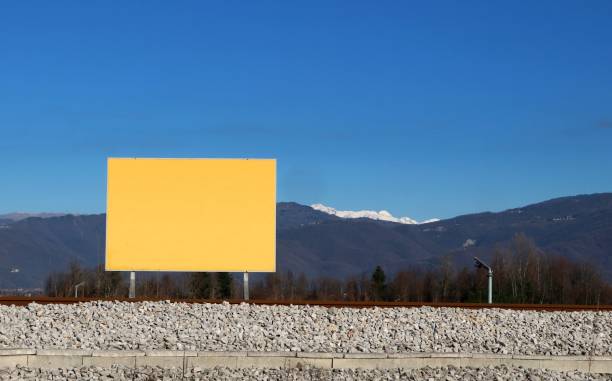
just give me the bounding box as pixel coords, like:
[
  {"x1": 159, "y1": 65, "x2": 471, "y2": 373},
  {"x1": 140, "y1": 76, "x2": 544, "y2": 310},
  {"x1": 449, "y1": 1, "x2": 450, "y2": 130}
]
[
  {"x1": 0, "y1": 301, "x2": 610, "y2": 355},
  {"x1": 1, "y1": 365, "x2": 609, "y2": 381}
]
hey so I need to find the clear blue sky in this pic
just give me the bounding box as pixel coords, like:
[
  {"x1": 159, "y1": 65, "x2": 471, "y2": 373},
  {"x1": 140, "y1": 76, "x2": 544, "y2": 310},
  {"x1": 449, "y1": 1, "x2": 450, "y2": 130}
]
[{"x1": 1, "y1": 1, "x2": 611, "y2": 220}]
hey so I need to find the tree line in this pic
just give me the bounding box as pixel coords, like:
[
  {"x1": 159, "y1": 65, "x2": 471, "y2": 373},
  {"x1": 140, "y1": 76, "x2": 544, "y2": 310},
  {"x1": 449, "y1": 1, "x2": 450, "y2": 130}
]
[
  {"x1": 45, "y1": 234, "x2": 612, "y2": 304},
  {"x1": 45, "y1": 265, "x2": 234, "y2": 299}
]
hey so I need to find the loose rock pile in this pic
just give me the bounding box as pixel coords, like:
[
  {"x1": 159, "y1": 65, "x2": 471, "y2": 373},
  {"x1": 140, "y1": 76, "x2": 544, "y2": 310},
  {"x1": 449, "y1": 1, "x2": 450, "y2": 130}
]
[
  {"x1": 0, "y1": 301, "x2": 610, "y2": 355},
  {"x1": 0, "y1": 365, "x2": 609, "y2": 381}
]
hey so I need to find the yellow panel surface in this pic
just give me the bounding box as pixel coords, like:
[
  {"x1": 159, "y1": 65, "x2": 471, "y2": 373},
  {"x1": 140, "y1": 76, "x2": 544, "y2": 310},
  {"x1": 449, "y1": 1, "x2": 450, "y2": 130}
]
[{"x1": 105, "y1": 158, "x2": 276, "y2": 271}]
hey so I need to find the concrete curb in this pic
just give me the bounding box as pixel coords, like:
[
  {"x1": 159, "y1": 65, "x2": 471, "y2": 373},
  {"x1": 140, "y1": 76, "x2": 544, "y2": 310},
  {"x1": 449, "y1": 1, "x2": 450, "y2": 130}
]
[{"x1": 0, "y1": 349, "x2": 610, "y2": 374}]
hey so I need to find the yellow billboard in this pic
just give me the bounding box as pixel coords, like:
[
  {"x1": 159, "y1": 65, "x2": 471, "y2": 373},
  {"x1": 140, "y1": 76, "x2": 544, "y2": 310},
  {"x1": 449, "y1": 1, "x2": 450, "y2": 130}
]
[{"x1": 105, "y1": 158, "x2": 276, "y2": 272}]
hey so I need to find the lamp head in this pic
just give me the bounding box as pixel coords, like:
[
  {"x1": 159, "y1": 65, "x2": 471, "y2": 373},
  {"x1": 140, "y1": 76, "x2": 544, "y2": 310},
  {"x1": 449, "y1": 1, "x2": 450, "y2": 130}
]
[{"x1": 473, "y1": 257, "x2": 491, "y2": 271}]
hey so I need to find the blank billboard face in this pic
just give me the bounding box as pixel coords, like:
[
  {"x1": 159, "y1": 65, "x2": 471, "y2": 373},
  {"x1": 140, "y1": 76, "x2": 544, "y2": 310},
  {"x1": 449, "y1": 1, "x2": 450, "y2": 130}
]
[{"x1": 105, "y1": 158, "x2": 276, "y2": 272}]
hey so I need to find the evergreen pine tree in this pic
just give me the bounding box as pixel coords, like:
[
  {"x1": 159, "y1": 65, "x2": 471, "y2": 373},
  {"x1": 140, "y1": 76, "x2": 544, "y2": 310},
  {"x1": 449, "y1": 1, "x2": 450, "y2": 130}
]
[
  {"x1": 189, "y1": 272, "x2": 212, "y2": 298},
  {"x1": 371, "y1": 265, "x2": 387, "y2": 301},
  {"x1": 217, "y1": 272, "x2": 233, "y2": 299}
]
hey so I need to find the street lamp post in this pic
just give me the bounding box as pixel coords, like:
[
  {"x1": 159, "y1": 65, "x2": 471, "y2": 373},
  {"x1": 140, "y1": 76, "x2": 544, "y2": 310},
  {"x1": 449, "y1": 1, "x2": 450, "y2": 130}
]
[
  {"x1": 474, "y1": 257, "x2": 493, "y2": 304},
  {"x1": 74, "y1": 281, "x2": 85, "y2": 298}
]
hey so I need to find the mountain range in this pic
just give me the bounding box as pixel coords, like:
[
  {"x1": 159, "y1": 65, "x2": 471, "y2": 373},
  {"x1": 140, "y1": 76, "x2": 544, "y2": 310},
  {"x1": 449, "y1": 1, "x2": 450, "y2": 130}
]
[
  {"x1": 1, "y1": 193, "x2": 611, "y2": 289},
  {"x1": 0, "y1": 212, "x2": 69, "y2": 222}
]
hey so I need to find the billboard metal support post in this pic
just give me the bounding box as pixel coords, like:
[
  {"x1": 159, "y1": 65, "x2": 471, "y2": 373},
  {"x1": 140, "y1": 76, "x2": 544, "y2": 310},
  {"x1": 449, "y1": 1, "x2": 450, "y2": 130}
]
[
  {"x1": 129, "y1": 271, "x2": 136, "y2": 298},
  {"x1": 243, "y1": 272, "x2": 249, "y2": 301}
]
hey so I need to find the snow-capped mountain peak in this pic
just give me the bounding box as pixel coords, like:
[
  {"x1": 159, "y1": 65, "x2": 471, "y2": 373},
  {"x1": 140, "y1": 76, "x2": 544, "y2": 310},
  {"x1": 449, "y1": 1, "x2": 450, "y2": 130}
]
[{"x1": 311, "y1": 204, "x2": 438, "y2": 225}]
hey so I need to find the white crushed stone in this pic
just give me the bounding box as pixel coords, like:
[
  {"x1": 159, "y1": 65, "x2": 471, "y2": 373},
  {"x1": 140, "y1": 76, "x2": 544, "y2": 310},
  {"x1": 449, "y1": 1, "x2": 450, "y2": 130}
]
[{"x1": 0, "y1": 301, "x2": 610, "y2": 355}]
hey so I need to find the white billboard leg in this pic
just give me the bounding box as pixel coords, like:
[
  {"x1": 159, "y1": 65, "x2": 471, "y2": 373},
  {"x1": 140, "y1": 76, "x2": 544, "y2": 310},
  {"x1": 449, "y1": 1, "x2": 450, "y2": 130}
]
[
  {"x1": 129, "y1": 271, "x2": 136, "y2": 298},
  {"x1": 243, "y1": 272, "x2": 249, "y2": 301}
]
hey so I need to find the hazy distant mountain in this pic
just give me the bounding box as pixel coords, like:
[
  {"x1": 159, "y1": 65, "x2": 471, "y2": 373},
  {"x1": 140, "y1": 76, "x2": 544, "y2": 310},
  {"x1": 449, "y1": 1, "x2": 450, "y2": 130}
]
[
  {"x1": 1, "y1": 193, "x2": 611, "y2": 288},
  {"x1": 0, "y1": 212, "x2": 69, "y2": 222},
  {"x1": 0, "y1": 215, "x2": 105, "y2": 289}
]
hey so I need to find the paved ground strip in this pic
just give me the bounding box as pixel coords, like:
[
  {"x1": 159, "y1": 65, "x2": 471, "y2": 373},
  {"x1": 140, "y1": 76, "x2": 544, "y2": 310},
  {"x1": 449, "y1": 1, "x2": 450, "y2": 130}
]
[{"x1": 1, "y1": 349, "x2": 612, "y2": 374}]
